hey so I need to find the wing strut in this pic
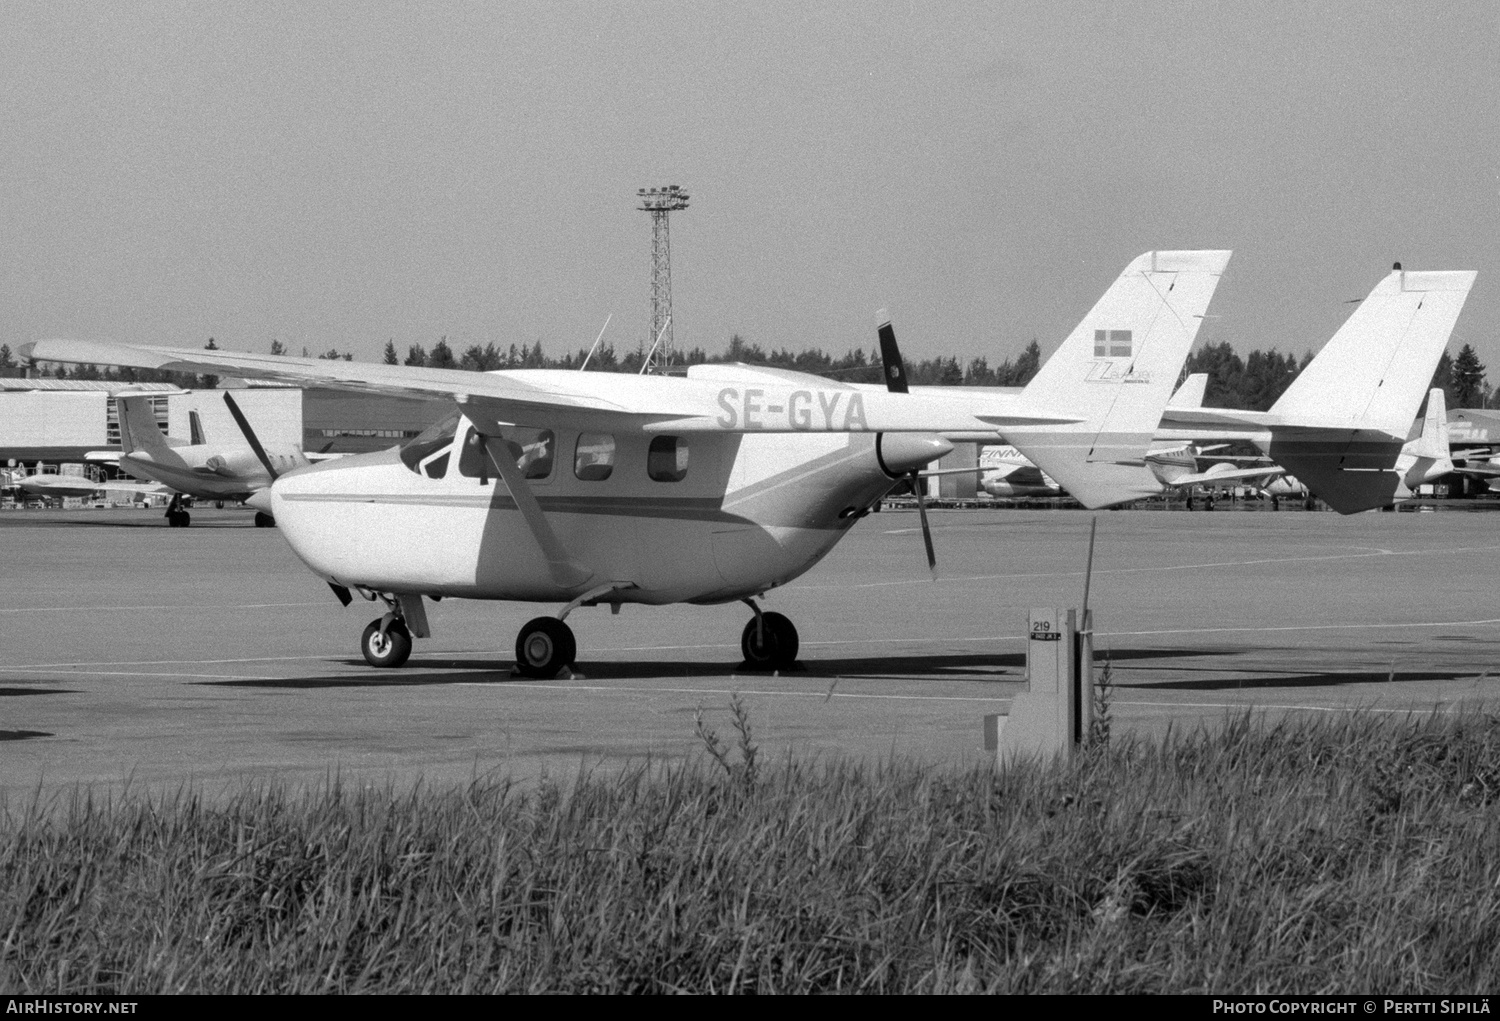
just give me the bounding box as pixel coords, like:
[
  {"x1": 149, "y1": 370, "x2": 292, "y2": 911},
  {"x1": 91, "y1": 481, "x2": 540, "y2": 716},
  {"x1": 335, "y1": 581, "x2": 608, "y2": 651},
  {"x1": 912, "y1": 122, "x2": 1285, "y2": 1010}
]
[{"x1": 460, "y1": 401, "x2": 594, "y2": 590}]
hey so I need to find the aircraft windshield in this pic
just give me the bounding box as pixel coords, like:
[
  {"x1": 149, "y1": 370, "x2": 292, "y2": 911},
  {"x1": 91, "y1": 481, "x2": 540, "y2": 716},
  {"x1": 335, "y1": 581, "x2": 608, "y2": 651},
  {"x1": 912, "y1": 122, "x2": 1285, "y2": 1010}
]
[{"x1": 399, "y1": 413, "x2": 461, "y2": 473}]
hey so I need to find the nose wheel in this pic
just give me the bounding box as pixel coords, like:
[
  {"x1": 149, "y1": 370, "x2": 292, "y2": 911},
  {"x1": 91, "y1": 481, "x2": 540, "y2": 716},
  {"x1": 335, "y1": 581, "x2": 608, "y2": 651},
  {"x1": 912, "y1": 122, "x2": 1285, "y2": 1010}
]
[
  {"x1": 253, "y1": 512, "x2": 276, "y2": 528},
  {"x1": 741, "y1": 610, "x2": 799, "y2": 670},
  {"x1": 361, "y1": 617, "x2": 412, "y2": 668},
  {"x1": 515, "y1": 617, "x2": 576, "y2": 679}
]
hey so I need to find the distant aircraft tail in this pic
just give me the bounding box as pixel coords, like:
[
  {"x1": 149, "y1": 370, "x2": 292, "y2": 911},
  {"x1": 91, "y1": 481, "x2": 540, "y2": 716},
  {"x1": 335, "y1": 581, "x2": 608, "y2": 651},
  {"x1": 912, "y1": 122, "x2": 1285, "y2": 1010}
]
[
  {"x1": 1167, "y1": 372, "x2": 1208, "y2": 409},
  {"x1": 1400, "y1": 388, "x2": 1454, "y2": 489},
  {"x1": 116, "y1": 395, "x2": 180, "y2": 455},
  {"x1": 1266, "y1": 267, "x2": 1475, "y2": 511},
  {"x1": 1004, "y1": 251, "x2": 1232, "y2": 507}
]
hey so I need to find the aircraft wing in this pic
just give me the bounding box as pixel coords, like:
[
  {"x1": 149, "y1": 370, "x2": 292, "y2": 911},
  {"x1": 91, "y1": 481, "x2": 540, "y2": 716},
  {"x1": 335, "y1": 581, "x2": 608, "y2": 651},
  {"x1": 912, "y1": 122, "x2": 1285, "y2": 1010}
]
[
  {"x1": 20, "y1": 339, "x2": 1083, "y2": 436},
  {"x1": 1166, "y1": 465, "x2": 1286, "y2": 487},
  {"x1": 18, "y1": 475, "x2": 168, "y2": 497},
  {"x1": 1453, "y1": 462, "x2": 1500, "y2": 478}
]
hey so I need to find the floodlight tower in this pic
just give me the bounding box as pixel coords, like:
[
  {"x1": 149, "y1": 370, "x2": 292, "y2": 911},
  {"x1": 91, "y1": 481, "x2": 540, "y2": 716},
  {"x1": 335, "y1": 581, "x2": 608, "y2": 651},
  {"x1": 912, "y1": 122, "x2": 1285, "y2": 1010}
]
[{"x1": 637, "y1": 184, "x2": 689, "y2": 371}]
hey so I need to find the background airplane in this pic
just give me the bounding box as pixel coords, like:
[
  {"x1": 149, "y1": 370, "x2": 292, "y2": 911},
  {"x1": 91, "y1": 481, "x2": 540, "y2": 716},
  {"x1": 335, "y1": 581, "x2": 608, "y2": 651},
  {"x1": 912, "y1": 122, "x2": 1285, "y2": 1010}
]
[
  {"x1": 1150, "y1": 265, "x2": 1476, "y2": 512},
  {"x1": 104, "y1": 393, "x2": 313, "y2": 526}
]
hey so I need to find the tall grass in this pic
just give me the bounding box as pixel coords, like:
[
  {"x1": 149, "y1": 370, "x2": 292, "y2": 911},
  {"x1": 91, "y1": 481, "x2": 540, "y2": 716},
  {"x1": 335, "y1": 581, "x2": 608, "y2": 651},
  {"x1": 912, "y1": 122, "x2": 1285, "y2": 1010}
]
[{"x1": 3, "y1": 709, "x2": 1499, "y2": 993}]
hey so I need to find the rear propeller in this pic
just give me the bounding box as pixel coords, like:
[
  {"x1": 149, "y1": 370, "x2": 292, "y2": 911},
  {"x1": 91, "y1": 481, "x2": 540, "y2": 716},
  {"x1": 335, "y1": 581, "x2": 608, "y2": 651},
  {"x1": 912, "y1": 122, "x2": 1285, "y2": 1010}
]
[
  {"x1": 877, "y1": 310, "x2": 936, "y2": 578},
  {"x1": 222, "y1": 392, "x2": 280, "y2": 481}
]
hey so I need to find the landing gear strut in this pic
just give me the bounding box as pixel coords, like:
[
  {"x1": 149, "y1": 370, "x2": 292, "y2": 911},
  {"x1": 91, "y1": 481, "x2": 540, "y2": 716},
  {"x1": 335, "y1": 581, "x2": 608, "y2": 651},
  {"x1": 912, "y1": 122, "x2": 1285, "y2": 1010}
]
[
  {"x1": 740, "y1": 599, "x2": 799, "y2": 670},
  {"x1": 165, "y1": 494, "x2": 191, "y2": 528},
  {"x1": 515, "y1": 617, "x2": 576, "y2": 678}
]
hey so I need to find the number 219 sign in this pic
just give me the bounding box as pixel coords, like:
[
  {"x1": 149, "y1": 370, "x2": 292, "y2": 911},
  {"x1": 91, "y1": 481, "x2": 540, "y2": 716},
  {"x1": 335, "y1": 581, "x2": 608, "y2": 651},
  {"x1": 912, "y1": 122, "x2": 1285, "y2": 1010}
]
[{"x1": 1030, "y1": 619, "x2": 1061, "y2": 642}]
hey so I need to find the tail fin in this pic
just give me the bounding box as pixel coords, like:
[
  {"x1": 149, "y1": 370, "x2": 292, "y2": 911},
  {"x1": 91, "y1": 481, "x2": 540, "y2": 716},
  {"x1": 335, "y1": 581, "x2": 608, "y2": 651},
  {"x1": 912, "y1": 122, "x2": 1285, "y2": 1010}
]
[
  {"x1": 1167, "y1": 372, "x2": 1208, "y2": 409},
  {"x1": 1004, "y1": 250, "x2": 1232, "y2": 506},
  {"x1": 1266, "y1": 268, "x2": 1474, "y2": 512},
  {"x1": 1400, "y1": 388, "x2": 1454, "y2": 489},
  {"x1": 1271, "y1": 268, "x2": 1475, "y2": 435},
  {"x1": 1409, "y1": 388, "x2": 1451, "y2": 460},
  {"x1": 116, "y1": 395, "x2": 177, "y2": 455}
]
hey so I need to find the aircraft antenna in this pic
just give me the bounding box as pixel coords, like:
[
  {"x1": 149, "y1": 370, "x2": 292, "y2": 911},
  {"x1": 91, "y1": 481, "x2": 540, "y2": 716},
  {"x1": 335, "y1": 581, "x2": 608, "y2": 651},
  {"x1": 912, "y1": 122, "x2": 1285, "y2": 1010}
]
[
  {"x1": 637, "y1": 184, "x2": 689, "y2": 373},
  {"x1": 579, "y1": 314, "x2": 612, "y2": 371},
  {"x1": 639, "y1": 317, "x2": 672, "y2": 375}
]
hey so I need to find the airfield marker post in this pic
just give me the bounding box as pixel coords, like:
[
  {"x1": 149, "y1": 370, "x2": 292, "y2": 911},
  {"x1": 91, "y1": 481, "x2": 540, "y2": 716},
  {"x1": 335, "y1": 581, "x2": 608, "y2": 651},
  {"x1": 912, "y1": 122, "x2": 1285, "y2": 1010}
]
[{"x1": 989, "y1": 607, "x2": 1079, "y2": 764}]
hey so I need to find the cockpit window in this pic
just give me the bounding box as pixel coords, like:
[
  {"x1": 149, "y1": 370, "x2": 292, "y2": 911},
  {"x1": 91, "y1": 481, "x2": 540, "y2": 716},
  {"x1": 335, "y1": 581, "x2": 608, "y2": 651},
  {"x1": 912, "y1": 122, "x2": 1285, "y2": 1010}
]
[{"x1": 399, "y1": 412, "x2": 460, "y2": 474}]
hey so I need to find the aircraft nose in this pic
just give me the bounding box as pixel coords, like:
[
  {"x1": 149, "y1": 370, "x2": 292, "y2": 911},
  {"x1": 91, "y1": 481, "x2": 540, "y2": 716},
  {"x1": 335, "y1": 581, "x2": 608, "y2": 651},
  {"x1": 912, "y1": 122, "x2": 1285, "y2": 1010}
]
[{"x1": 876, "y1": 433, "x2": 954, "y2": 477}]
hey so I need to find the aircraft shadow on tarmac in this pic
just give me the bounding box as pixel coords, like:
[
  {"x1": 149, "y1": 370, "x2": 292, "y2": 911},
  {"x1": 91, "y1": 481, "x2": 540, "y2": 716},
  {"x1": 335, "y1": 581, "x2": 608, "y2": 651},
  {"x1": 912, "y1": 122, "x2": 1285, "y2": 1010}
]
[
  {"x1": 0, "y1": 686, "x2": 76, "y2": 697},
  {"x1": 1122, "y1": 667, "x2": 1484, "y2": 692},
  {"x1": 201, "y1": 648, "x2": 1219, "y2": 691}
]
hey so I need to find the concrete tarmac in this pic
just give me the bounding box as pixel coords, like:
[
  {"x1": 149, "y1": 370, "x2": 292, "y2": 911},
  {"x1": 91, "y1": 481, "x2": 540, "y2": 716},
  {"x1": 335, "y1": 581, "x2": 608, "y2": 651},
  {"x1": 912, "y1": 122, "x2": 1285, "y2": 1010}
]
[{"x1": 2, "y1": 503, "x2": 1498, "y2": 798}]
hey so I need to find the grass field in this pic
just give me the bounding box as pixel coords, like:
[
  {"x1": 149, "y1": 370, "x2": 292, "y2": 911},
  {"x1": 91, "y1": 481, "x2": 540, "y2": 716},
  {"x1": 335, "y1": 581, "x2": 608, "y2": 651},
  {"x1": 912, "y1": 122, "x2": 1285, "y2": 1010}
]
[{"x1": 3, "y1": 707, "x2": 1498, "y2": 993}]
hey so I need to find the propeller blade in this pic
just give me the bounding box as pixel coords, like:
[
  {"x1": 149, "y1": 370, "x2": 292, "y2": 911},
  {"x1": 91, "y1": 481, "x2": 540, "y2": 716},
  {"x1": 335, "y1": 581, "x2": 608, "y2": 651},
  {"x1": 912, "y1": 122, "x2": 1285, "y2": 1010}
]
[
  {"x1": 222, "y1": 392, "x2": 280, "y2": 481},
  {"x1": 876, "y1": 310, "x2": 909, "y2": 394},
  {"x1": 909, "y1": 469, "x2": 937, "y2": 578}
]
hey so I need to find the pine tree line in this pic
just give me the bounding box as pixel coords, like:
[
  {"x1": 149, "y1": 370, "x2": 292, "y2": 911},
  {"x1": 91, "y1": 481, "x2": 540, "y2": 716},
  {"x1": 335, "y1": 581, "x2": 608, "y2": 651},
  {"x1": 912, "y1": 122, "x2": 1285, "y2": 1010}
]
[{"x1": 1, "y1": 335, "x2": 1491, "y2": 410}]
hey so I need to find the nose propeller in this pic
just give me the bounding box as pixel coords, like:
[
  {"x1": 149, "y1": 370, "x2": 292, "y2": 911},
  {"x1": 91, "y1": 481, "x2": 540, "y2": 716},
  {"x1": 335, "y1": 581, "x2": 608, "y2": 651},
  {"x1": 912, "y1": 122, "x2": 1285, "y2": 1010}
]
[{"x1": 877, "y1": 310, "x2": 939, "y2": 578}]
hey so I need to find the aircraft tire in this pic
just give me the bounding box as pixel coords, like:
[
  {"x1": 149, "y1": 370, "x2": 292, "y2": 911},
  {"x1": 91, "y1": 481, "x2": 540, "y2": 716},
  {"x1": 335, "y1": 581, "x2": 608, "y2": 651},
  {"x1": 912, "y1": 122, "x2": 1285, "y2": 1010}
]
[
  {"x1": 515, "y1": 617, "x2": 575, "y2": 679},
  {"x1": 361, "y1": 618, "x2": 412, "y2": 668},
  {"x1": 741, "y1": 612, "x2": 798, "y2": 670},
  {"x1": 166, "y1": 510, "x2": 191, "y2": 528},
  {"x1": 254, "y1": 512, "x2": 276, "y2": 528}
]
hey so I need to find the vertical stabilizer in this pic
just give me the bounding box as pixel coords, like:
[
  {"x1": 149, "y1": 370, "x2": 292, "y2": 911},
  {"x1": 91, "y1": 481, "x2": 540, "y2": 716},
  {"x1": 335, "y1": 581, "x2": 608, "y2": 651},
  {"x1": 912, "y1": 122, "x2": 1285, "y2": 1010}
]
[
  {"x1": 1409, "y1": 388, "x2": 1450, "y2": 460},
  {"x1": 1272, "y1": 269, "x2": 1475, "y2": 435},
  {"x1": 1004, "y1": 251, "x2": 1232, "y2": 507},
  {"x1": 1267, "y1": 269, "x2": 1474, "y2": 512},
  {"x1": 116, "y1": 395, "x2": 178, "y2": 455},
  {"x1": 1167, "y1": 372, "x2": 1208, "y2": 409}
]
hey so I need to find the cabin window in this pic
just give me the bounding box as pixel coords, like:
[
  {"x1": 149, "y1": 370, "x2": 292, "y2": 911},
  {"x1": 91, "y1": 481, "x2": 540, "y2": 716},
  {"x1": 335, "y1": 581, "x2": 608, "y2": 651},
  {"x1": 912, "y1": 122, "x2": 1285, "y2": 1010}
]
[
  {"x1": 647, "y1": 436, "x2": 688, "y2": 482},
  {"x1": 513, "y1": 428, "x2": 555, "y2": 480},
  {"x1": 458, "y1": 426, "x2": 556, "y2": 482},
  {"x1": 423, "y1": 451, "x2": 450, "y2": 479},
  {"x1": 574, "y1": 433, "x2": 615, "y2": 481},
  {"x1": 399, "y1": 412, "x2": 460, "y2": 475}
]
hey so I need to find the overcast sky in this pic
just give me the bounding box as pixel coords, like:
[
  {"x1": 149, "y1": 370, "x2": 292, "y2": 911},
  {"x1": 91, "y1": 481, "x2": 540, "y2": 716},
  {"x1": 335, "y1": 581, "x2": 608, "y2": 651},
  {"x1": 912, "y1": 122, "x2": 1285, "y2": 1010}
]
[{"x1": 3, "y1": 1, "x2": 1496, "y2": 373}]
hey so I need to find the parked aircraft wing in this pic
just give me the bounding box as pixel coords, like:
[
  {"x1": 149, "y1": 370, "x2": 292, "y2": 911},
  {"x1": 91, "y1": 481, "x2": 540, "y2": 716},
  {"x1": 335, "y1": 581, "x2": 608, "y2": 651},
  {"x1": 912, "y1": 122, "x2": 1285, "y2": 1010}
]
[
  {"x1": 1166, "y1": 465, "x2": 1286, "y2": 487},
  {"x1": 20, "y1": 339, "x2": 1082, "y2": 437}
]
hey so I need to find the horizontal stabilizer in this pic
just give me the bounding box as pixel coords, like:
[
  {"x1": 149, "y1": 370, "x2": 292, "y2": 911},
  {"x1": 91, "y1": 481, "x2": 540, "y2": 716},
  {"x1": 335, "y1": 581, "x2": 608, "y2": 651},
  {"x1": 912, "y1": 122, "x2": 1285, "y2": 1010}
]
[{"x1": 1281, "y1": 467, "x2": 1400, "y2": 514}]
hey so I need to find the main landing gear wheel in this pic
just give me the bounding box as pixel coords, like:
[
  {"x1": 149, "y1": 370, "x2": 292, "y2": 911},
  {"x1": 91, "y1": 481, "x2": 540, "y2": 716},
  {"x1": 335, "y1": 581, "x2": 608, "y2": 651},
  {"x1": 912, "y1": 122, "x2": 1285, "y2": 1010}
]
[
  {"x1": 361, "y1": 618, "x2": 412, "y2": 668},
  {"x1": 253, "y1": 512, "x2": 276, "y2": 528},
  {"x1": 515, "y1": 617, "x2": 576, "y2": 679},
  {"x1": 741, "y1": 611, "x2": 799, "y2": 671},
  {"x1": 166, "y1": 510, "x2": 191, "y2": 528}
]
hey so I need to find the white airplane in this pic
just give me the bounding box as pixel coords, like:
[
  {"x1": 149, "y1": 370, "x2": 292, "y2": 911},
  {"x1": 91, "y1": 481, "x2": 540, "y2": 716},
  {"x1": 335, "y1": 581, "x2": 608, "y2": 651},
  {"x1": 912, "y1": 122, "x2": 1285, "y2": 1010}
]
[
  {"x1": 15, "y1": 463, "x2": 166, "y2": 502},
  {"x1": 1151, "y1": 264, "x2": 1477, "y2": 512},
  {"x1": 23, "y1": 249, "x2": 1231, "y2": 675},
  {"x1": 102, "y1": 394, "x2": 312, "y2": 527},
  {"x1": 977, "y1": 445, "x2": 1063, "y2": 498}
]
